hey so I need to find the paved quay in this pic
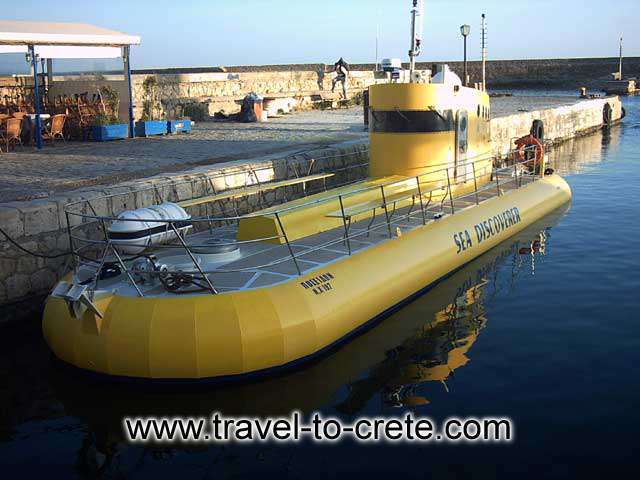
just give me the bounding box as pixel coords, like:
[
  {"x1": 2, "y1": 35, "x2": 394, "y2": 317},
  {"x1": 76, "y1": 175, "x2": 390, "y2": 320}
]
[{"x1": 0, "y1": 95, "x2": 581, "y2": 202}]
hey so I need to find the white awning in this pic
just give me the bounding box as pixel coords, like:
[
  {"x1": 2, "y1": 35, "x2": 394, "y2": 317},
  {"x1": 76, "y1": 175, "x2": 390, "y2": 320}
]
[
  {"x1": 0, "y1": 44, "x2": 123, "y2": 58},
  {"x1": 0, "y1": 20, "x2": 140, "y2": 47},
  {"x1": 0, "y1": 45, "x2": 26, "y2": 54}
]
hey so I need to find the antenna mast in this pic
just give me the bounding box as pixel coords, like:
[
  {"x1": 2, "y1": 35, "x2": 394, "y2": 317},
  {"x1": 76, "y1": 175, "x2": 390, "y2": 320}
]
[
  {"x1": 481, "y1": 14, "x2": 487, "y2": 90},
  {"x1": 408, "y1": 0, "x2": 424, "y2": 80},
  {"x1": 619, "y1": 34, "x2": 623, "y2": 80},
  {"x1": 375, "y1": 16, "x2": 380, "y2": 71}
]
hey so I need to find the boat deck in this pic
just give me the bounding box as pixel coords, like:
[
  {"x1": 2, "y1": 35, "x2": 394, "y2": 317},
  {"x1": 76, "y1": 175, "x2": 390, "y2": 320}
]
[{"x1": 79, "y1": 169, "x2": 536, "y2": 297}]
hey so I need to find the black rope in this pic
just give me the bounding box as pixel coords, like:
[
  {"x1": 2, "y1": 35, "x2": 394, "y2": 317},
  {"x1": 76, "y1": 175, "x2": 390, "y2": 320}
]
[
  {"x1": 0, "y1": 226, "x2": 71, "y2": 259},
  {"x1": 0, "y1": 226, "x2": 156, "y2": 264}
]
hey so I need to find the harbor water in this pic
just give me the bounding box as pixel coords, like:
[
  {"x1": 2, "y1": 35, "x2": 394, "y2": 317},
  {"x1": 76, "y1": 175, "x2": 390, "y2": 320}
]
[{"x1": 1, "y1": 94, "x2": 639, "y2": 479}]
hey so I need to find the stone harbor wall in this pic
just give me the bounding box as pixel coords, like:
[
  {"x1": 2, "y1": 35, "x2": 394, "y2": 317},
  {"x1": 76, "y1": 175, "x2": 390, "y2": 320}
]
[
  {"x1": 42, "y1": 70, "x2": 377, "y2": 122},
  {"x1": 491, "y1": 97, "x2": 623, "y2": 156},
  {"x1": 2, "y1": 69, "x2": 376, "y2": 122},
  {"x1": 0, "y1": 97, "x2": 624, "y2": 311}
]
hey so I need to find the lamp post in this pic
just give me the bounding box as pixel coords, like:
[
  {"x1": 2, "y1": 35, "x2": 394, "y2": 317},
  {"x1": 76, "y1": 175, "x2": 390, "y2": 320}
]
[{"x1": 460, "y1": 24, "x2": 471, "y2": 86}]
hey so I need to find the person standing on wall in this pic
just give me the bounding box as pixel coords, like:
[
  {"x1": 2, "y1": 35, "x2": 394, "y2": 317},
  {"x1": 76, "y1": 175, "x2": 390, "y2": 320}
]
[{"x1": 331, "y1": 58, "x2": 350, "y2": 99}]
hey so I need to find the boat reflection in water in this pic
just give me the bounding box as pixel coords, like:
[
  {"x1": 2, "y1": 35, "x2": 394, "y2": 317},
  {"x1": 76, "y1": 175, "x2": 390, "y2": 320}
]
[
  {"x1": 335, "y1": 210, "x2": 555, "y2": 414},
  {"x1": 51, "y1": 203, "x2": 569, "y2": 472}
]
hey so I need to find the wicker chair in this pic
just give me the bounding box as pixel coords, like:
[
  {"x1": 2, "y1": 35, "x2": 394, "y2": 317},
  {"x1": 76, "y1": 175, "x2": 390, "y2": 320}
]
[
  {"x1": 42, "y1": 114, "x2": 67, "y2": 143},
  {"x1": 0, "y1": 117, "x2": 23, "y2": 152}
]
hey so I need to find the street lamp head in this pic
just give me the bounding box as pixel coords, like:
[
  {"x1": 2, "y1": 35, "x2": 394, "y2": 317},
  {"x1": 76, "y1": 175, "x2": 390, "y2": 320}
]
[{"x1": 460, "y1": 24, "x2": 471, "y2": 37}]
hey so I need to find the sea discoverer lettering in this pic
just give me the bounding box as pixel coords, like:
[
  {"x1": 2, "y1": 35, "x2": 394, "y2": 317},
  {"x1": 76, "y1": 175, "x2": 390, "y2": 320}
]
[
  {"x1": 453, "y1": 207, "x2": 522, "y2": 254},
  {"x1": 123, "y1": 412, "x2": 513, "y2": 444}
]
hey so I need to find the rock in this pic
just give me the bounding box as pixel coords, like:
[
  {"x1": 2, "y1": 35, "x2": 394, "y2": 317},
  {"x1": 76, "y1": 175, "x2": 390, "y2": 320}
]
[
  {"x1": 6, "y1": 274, "x2": 31, "y2": 300},
  {"x1": 0, "y1": 258, "x2": 17, "y2": 280},
  {"x1": 0, "y1": 206, "x2": 24, "y2": 239},
  {"x1": 16, "y1": 200, "x2": 60, "y2": 237},
  {"x1": 30, "y1": 269, "x2": 57, "y2": 292},
  {"x1": 17, "y1": 255, "x2": 38, "y2": 273}
]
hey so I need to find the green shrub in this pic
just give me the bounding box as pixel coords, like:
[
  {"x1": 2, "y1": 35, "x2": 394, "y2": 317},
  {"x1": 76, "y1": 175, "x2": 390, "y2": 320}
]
[
  {"x1": 141, "y1": 76, "x2": 162, "y2": 120},
  {"x1": 182, "y1": 103, "x2": 208, "y2": 122},
  {"x1": 98, "y1": 85, "x2": 120, "y2": 116},
  {"x1": 92, "y1": 114, "x2": 122, "y2": 126}
]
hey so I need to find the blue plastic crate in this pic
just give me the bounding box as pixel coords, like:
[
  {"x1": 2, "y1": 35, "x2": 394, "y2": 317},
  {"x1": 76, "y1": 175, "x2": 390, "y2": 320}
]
[
  {"x1": 167, "y1": 119, "x2": 192, "y2": 134},
  {"x1": 91, "y1": 124, "x2": 128, "y2": 141},
  {"x1": 135, "y1": 120, "x2": 167, "y2": 137}
]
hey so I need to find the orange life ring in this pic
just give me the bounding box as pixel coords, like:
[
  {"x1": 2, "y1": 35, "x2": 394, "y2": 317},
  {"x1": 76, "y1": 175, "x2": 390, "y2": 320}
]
[{"x1": 515, "y1": 134, "x2": 544, "y2": 169}]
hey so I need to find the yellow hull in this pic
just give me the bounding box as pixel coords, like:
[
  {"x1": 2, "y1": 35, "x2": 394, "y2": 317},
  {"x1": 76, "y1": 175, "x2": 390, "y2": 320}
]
[{"x1": 43, "y1": 174, "x2": 571, "y2": 381}]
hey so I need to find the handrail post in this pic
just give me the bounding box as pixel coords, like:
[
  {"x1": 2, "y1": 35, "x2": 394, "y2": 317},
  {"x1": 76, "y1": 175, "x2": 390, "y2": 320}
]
[
  {"x1": 92, "y1": 241, "x2": 111, "y2": 293},
  {"x1": 170, "y1": 223, "x2": 218, "y2": 294},
  {"x1": 205, "y1": 202, "x2": 214, "y2": 234},
  {"x1": 109, "y1": 243, "x2": 144, "y2": 297},
  {"x1": 338, "y1": 195, "x2": 352, "y2": 255},
  {"x1": 64, "y1": 210, "x2": 75, "y2": 266},
  {"x1": 380, "y1": 185, "x2": 392, "y2": 237},
  {"x1": 445, "y1": 167, "x2": 455, "y2": 214},
  {"x1": 513, "y1": 159, "x2": 519, "y2": 188},
  {"x1": 495, "y1": 166, "x2": 501, "y2": 196},
  {"x1": 471, "y1": 162, "x2": 480, "y2": 206},
  {"x1": 275, "y1": 212, "x2": 302, "y2": 275},
  {"x1": 416, "y1": 176, "x2": 426, "y2": 225}
]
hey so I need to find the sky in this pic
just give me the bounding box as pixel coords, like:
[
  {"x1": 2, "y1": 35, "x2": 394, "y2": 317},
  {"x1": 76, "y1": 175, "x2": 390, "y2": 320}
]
[{"x1": 1, "y1": 0, "x2": 638, "y2": 74}]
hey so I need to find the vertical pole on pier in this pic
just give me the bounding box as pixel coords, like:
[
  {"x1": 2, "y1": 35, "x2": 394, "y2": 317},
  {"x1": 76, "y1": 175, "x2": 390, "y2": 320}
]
[
  {"x1": 460, "y1": 25, "x2": 471, "y2": 87},
  {"x1": 29, "y1": 45, "x2": 43, "y2": 150},
  {"x1": 463, "y1": 36, "x2": 468, "y2": 87},
  {"x1": 123, "y1": 46, "x2": 135, "y2": 138},
  {"x1": 481, "y1": 14, "x2": 487, "y2": 91},
  {"x1": 619, "y1": 35, "x2": 623, "y2": 80}
]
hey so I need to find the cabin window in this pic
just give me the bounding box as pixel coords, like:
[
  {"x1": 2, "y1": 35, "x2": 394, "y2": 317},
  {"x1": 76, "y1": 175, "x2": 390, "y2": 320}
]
[{"x1": 369, "y1": 109, "x2": 455, "y2": 133}]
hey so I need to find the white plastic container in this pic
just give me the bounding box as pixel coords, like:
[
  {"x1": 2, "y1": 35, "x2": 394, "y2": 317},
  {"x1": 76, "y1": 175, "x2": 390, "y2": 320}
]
[{"x1": 108, "y1": 203, "x2": 192, "y2": 254}]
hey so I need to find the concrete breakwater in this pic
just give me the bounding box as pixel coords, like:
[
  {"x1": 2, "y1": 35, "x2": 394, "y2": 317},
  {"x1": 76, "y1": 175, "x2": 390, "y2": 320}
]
[
  {"x1": 0, "y1": 97, "x2": 623, "y2": 311},
  {"x1": 491, "y1": 97, "x2": 623, "y2": 156}
]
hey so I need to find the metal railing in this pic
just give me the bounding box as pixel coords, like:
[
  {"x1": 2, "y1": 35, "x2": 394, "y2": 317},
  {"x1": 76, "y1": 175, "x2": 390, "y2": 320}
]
[{"x1": 64, "y1": 145, "x2": 544, "y2": 297}]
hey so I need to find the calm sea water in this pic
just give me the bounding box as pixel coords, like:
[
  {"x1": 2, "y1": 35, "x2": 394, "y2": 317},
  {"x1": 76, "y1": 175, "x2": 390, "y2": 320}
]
[{"x1": 1, "y1": 95, "x2": 639, "y2": 479}]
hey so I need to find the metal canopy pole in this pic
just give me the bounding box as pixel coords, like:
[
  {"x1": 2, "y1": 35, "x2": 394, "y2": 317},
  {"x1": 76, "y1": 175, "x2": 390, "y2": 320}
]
[
  {"x1": 46, "y1": 58, "x2": 53, "y2": 86},
  {"x1": 123, "y1": 45, "x2": 135, "y2": 138},
  {"x1": 29, "y1": 45, "x2": 43, "y2": 149}
]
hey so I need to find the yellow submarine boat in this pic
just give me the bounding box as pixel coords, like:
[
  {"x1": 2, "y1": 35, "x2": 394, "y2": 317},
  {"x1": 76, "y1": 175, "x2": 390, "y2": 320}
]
[{"x1": 42, "y1": 7, "x2": 571, "y2": 383}]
